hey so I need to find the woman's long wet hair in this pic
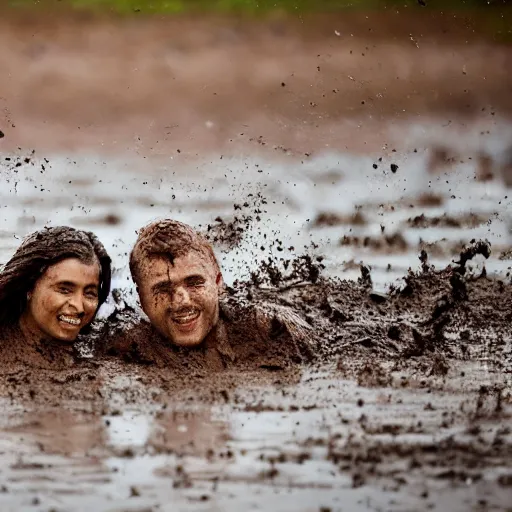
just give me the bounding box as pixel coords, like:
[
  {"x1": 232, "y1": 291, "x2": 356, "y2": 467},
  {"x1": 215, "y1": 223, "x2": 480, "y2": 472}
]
[{"x1": 0, "y1": 226, "x2": 112, "y2": 327}]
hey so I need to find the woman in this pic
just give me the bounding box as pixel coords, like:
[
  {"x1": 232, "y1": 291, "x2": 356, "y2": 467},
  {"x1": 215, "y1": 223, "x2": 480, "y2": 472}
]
[{"x1": 0, "y1": 226, "x2": 111, "y2": 366}]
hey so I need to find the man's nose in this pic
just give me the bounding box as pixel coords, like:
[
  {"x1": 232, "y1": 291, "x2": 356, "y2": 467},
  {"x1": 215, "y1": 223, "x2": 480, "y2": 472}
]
[
  {"x1": 67, "y1": 292, "x2": 85, "y2": 314},
  {"x1": 172, "y1": 286, "x2": 191, "y2": 306}
]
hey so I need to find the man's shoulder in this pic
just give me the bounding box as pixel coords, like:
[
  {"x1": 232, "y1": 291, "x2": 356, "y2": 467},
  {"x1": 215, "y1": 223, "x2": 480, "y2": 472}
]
[{"x1": 219, "y1": 296, "x2": 316, "y2": 364}]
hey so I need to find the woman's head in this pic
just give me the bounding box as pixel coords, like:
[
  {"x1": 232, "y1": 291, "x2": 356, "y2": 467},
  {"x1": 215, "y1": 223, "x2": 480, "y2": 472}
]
[{"x1": 0, "y1": 226, "x2": 111, "y2": 342}]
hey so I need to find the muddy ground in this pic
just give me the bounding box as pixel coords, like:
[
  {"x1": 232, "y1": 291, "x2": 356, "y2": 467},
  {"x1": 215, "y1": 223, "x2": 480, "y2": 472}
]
[{"x1": 1, "y1": 9, "x2": 512, "y2": 512}]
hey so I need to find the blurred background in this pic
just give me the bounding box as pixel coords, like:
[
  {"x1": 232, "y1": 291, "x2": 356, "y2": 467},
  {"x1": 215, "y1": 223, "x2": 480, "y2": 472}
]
[{"x1": 1, "y1": 0, "x2": 512, "y2": 293}]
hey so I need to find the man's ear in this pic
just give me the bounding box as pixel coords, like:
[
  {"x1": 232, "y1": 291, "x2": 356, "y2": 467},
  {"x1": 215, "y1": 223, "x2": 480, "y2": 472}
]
[{"x1": 216, "y1": 272, "x2": 225, "y2": 296}]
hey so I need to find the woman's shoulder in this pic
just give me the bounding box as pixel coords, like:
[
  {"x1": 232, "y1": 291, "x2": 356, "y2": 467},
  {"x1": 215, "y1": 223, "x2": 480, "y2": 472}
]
[{"x1": 0, "y1": 323, "x2": 23, "y2": 353}]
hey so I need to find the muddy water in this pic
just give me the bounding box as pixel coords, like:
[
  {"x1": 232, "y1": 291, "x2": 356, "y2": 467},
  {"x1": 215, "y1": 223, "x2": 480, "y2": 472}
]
[
  {"x1": 0, "y1": 362, "x2": 510, "y2": 511},
  {"x1": 1, "y1": 126, "x2": 511, "y2": 511},
  {"x1": 1, "y1": 13, "x2": 512, "y2": 512}
]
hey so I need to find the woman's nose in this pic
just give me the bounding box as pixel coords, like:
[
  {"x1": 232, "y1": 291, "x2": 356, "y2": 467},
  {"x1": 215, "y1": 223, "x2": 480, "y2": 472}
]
[{"x1": 67, "y1": 292, "x2": 85, "y2": 313}]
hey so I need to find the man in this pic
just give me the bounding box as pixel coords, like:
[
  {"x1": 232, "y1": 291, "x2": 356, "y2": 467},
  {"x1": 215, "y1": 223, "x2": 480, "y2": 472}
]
[
  {"x1": 104, "y1": 219, "x2": 314, "y2": 369},
  {"x1": 130, "y1": 219, "x2": 224, "y2": 349}
]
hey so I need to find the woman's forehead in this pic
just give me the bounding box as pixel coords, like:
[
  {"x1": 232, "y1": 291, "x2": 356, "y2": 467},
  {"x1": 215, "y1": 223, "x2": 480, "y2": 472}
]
[{"x1": 43, "y1": 258, "x2": 100, "y2": 283}]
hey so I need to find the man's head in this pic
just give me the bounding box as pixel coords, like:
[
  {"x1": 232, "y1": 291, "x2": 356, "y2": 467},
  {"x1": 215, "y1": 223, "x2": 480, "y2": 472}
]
[{"x1": 130, "y1": 220, "x2": 223, "y2": 347}]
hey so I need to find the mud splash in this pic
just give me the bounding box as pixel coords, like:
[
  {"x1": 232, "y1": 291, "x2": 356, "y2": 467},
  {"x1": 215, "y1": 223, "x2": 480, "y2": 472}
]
[{"x1": 50, "y1": 235, "x2": 506, "y2": 396}]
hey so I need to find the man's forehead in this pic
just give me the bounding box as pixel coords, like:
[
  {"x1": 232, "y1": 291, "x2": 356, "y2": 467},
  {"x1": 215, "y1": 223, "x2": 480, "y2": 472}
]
[{"x1": 140, "y1": 252, "x2": 215, "y2": 279}]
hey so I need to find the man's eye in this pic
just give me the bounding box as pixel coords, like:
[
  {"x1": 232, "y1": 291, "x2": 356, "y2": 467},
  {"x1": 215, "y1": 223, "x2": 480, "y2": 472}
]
[
  {"x1": 85, "y1": 290, "x2": 98, "y2": 300},
  {"x1": 58, "y1": 286, "x2": 72, "y2": 294},
  {"x1": 187, "y1": 278, "x2": 205, "y2": 287}
]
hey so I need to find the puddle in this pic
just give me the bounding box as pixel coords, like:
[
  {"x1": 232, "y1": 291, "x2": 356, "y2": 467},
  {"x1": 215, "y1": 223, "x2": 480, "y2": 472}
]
[{"x1": 0, "y1": 364, "x2": 509, "y2": 511}]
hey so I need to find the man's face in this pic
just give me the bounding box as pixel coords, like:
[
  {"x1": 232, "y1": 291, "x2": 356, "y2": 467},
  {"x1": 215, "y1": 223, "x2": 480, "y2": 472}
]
[{"x1": 136, "y1": 252, "x2": 223, "y2": 347}]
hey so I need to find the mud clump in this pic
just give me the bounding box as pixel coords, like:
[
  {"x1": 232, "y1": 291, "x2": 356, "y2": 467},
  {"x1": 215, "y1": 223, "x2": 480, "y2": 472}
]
[
  {"x1": 201, "y1": 194, "x2": 268, "y2": 252},
  {"x1": 358, "y1": 265, "x2": 372, "y2": 289},
  {"x1": 454, "y1": 239, "x2": 491, "y2": 271},
  {"x1": 340, "y1": 232, "x2": 408, "y2": 252},
  {"x1": 313, "y1": 211, "x2": 367, "y2": 227},
  {"x1": 204, "y1": 215, "x2": 247, "y2": 251},
  {"x1": 1, "y1": 150, "x2": 49, "y2": 182},
  {"x1": 230, "y1": 240, "x2": 512, "y2": 373},
  {"x1": 248, "y1": 252, "x2": 325, "y2": 288},
  {"x1": 207, "y1": 217, "x2": 245, "y2": 249},
  {"x1": 407, "y1": 213, "x2": 488, "y2": 229},
  {"x1": 356, "y1": 361, "x2": 392, "y2": 387}
]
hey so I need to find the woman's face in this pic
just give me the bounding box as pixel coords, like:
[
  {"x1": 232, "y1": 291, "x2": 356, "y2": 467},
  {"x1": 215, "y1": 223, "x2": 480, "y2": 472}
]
[{"x1": 20, "y1": 258, "x2": 101, "y2": 342}]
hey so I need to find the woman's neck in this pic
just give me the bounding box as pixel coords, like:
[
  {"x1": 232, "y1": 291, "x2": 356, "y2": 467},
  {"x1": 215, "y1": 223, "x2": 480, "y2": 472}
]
[
  {"x1": 18, "y1": 312, "x2": 73, "y2": 350},
  {"x1": 19, "y1": 311, "x2": 49, "y2": 346}
]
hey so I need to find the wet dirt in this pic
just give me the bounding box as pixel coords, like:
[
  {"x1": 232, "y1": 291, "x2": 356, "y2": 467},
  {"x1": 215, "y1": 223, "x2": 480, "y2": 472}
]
[
  {"x1": 1, "y1": 240, "x2": 510, "y2": 510},
  {"x1": 1, "y1": 10, "x2": 512, "y2": 511}
]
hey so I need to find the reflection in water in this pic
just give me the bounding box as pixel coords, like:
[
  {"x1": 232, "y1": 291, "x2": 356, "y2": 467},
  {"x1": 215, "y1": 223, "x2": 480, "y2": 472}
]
[
  {"x1": 149, "y1": 409, "x2": 230, "y2": 455},
  {"x1": 0, "y1": 365, "x2": 510, "y2": 511},
  {"x1": 4, "y1": 410, "x2": 105, "y2": 456}
]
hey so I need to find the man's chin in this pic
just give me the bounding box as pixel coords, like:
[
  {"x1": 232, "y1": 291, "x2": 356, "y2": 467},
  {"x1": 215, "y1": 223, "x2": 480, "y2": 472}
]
[
  {"x1": 165, "y1": 316, "x2": 206, "y2": 347},
  {"x1": 171, "y1": 336, "x2": 204, "y2": 348}
]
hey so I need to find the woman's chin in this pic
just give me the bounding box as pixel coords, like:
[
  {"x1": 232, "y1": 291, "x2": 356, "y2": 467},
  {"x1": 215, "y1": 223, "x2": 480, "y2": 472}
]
[{"x1": 51, "y1": 329, "x2": 80, "y2": 343}]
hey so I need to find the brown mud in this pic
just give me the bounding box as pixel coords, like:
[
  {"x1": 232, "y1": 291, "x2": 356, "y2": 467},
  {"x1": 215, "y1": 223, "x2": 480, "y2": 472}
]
[{"x1": 0, "y1": 245, "x2": 511, "y2": 509}]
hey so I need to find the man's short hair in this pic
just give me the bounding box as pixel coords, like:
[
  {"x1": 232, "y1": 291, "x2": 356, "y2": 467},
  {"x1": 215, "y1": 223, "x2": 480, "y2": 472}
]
[{"x1": 130, "y1": 219, "x2": 221, "y2": 285}]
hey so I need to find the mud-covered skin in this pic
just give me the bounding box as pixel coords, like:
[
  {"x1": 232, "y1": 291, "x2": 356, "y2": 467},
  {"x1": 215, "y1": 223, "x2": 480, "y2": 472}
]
[
  {"x1": 0, "y1": 324, "x2": 81, "y2": 370},
  {"x1": 100, "y1": 296, "x2": 315, "y2": 371},
  {"x1": 2, "y1": 238, "x2": 510, "y2": 382},
  {"x1": 0, "y1": 324, "x2": 105, "y2": 409}
]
